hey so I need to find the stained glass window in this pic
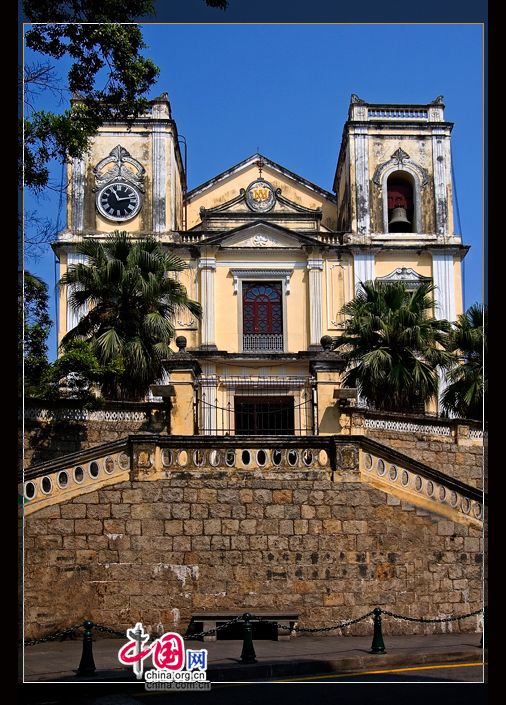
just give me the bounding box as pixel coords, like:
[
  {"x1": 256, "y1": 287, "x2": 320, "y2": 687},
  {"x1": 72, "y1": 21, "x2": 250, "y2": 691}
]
[{"x1": 242, "y1": 282, "x2": 283, "y2": 335}]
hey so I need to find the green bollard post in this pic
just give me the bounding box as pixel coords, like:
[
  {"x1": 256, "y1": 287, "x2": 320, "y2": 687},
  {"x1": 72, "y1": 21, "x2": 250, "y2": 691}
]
[
  {"x1": 370, "y1": 608, "x2": 386, "y2": 654},
  {"x1": 240, "y1": 612, "x2": 257, "y2": 664},
  {"x1": 77, "y1": 620, "x2": 96, "y2": 675}
]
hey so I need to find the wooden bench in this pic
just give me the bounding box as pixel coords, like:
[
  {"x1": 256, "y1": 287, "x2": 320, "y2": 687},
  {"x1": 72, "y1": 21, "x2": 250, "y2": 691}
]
[{"x1": 186, "y1": 612, "x2": 299, "y2": 641}]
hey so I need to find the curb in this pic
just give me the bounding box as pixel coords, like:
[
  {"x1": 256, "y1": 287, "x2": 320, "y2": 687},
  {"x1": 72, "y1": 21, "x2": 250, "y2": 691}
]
[
  {"x1": 33, "y1": 647, "x2": 482, "y2": 683},
  {"x1": 206, "y1": 648, "x2": 482, "y2": 681}
]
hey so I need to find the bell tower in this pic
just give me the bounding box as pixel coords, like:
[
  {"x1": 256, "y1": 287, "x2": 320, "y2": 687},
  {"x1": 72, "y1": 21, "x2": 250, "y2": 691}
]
[
  {"x1": 54, "y1": 93, "x2": 186, "y2": 345},
  {"x1": 333, "y1": 94, "x2": 467, "y2": 323}
]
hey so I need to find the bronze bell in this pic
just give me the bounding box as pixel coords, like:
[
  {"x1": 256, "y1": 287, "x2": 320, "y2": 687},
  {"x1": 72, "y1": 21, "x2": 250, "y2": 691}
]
[{"x1": 388, "y1": 207, "x2": 411, "y2": 231}]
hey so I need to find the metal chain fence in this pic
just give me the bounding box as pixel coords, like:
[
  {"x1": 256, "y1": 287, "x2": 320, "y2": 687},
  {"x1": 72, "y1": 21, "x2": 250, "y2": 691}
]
[
  {"x1": 21, "y1": 607, "x2": 484, "y2": 647},
  {"x1": 381, "y1": 608, "x2": 483, "y2": 624}
]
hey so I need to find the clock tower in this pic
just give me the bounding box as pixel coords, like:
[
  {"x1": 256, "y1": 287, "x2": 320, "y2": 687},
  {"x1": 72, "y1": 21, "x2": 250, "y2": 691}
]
[{"x1": 53, "y1": 94, "x2": 186, "y2": 345}]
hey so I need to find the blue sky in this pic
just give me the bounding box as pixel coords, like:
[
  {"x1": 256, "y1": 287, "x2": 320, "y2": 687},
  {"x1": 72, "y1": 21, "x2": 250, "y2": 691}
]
[{"x1": 24, "y1": 23, "x2": 483, "y2": 360}]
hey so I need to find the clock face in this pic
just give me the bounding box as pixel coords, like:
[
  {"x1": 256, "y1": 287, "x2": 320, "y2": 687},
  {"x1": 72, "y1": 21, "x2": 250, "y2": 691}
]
[{"x1": 97, "y1": 182, "x2": 141, "y2": 221}]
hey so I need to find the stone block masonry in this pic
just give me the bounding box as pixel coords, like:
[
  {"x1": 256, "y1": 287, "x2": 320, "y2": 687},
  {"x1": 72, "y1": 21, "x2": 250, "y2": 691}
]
[{"x1": 23, "y1": 471, "x2": 483, "y2": 640}]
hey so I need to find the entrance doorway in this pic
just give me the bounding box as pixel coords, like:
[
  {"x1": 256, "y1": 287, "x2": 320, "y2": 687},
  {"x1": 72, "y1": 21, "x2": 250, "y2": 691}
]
[{"x1": 234, "y1": 396, "x2": 295, "y2": 435}]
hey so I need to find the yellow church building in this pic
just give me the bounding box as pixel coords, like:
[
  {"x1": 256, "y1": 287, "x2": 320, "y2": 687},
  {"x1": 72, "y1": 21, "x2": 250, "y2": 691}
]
[{"x1": 53, "y1": 93, "x2": 468, "y2": 437}]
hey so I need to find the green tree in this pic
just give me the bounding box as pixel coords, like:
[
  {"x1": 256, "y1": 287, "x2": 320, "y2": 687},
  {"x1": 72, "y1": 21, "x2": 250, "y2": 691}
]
[
  {"x1": 20, "y1": 272, "x2": 52, "y2": 397},
  {"x1": 59, "y1": 232, "x2": 201, "y2": 401},
  {"x1": 441, "y1": 303, "x2": 485, "y2": 421},
  {"x1": 23, "y1": 3, "x2": 160, "y2": 191},
  {"x1": 40, "y1": 339, "x2": 122, "y2": 403},
  {"x1": 332, "y1": 280, "x2": 453, "y2": 413}
]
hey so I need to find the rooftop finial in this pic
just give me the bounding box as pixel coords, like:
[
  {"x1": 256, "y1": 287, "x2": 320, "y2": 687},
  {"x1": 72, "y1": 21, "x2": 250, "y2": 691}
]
[{"x1": 255, "y1": 156, "x2": 265, "y2": 179}]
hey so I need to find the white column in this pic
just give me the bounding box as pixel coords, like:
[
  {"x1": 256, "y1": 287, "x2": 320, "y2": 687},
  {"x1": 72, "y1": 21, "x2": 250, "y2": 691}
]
[
  {"x1": 198, "y1": 254, "x2": 217, "y2": 349},
  {"x1": 307, "y1": 253, "x2": 324, "y2": 348},
  {"x1": 71, "y1": 157, "x2": 85, "y2": 232},
  {"x1": 152, "y1": 122, "x2": 167, "y2": 233},
  {"x1": 352, "y1": 249, "x2": 375, "y2": 295},
  {"x1": 354, "y1": 127, "x2": 370, "y2": 235},
  {"x1": 432, "y1": 128, "x2": 449, "y2": 237},
  {"x1": 170, "y1": 140, "x2": 176, "y2": 231},
  {"x1": 66, "y1": 252, "x2": 88, "y2": 334},
  {"x1": 431, "y1": 251, "x2": 456, "y2": 322},
  {"x1": 432, "y1": 249, "x2": 456, "y2": 415},
  {"x1": 200, "y1": 363, "x2": 217, "y2": 435}
]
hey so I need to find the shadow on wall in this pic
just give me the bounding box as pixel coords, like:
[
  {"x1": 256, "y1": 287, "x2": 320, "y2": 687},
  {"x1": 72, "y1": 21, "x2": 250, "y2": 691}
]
[
  {"x1": 23, "y1": 410, "x2": 168, "y2": 468},
  {"x1": 318, "y1": 406, "x2": 342, "y2": 435}
]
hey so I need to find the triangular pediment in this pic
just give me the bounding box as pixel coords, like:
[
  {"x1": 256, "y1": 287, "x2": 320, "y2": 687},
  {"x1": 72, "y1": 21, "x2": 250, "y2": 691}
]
[
  {"x1": 186, "y1": 153, "x2": 338, "y2": 233},
  {"x1": 205, "y1": 222, "x2": 320, "y2": 249}
]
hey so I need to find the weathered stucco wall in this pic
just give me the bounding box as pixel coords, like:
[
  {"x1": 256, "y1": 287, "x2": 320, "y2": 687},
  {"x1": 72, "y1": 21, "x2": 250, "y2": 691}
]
[{"x1": 24, "y1": 472, "x2": 483, "y2": 640}]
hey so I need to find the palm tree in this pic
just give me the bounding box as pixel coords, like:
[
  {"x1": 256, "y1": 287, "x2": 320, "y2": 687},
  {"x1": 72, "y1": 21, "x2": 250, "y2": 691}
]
[
  {"x1": 332, "y1": 280, "x2": 453, "y2": 413},
  {"x1": 441, "y1": 303, "x2": 485, "y2": 421},
  {"x1": 59, "y1": 232, "x2": 201, "y2": 401}
]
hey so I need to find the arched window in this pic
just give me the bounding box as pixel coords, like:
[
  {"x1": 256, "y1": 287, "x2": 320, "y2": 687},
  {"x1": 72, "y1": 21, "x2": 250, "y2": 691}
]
[
  {"x1": 387, "y1": 171, "x2": 415, "y2": 233},
  {"x1": 242, "y1": 282, "x2": 283, "y2": 351}
]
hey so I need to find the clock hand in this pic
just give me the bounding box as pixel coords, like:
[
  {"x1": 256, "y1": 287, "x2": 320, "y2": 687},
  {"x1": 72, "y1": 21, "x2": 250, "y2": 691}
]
[{"x1": 115, "y1": 196, "x2": 134, "y2": 202}]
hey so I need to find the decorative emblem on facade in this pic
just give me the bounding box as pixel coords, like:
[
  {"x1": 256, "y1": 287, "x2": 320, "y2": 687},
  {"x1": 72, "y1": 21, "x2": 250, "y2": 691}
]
[
  {"x1": 376, "y1": 267, "x2": 431, "y2": 291},
  {"x1": 93, "y1": 145, "x2": 146, "y2": 193},
  {"x1": 252, "y1": 235, "x2": 269, "y2": 247},
  {"x1": 391, "y1": 148, "x2": 410, "y2": 165},
  {"x1": 245, "y1": 179, "x2": 276, "y2": 212}
]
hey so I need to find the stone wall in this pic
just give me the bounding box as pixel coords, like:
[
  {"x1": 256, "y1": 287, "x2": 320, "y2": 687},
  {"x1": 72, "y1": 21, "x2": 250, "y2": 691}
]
[
  {"x1": 22, "y1": 401, "x2": 168, "y2": 468},
  {"x1": 366, "y1": 431, "x2": 483, "y2": 490},
  {"x1": 339, "y1": 407, "x2": 484, "y2": 489},
  {"x1": 24, "y1": 471, "x2": 483, "y2": 640}
]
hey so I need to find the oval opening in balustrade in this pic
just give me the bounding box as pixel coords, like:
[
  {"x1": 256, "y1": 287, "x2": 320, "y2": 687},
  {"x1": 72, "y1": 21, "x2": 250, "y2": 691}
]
[
  {"x1": 89, "y1": 461, "x2": 99, "y2": 479},
  {"x1": 473, "y1": 503, "x2": 482, "y2": 519},
  {"x1": 209, "y1": 450, "x2": 221, "y2": 467},
  {"x1": 364, "y1": 453, "x2": 373, "y2": 470},
  {"x1": 302, "y1": 449, "x2": 313, "y2": 466},
  {"x1": 439, "y1": 486, "x2": 446, "y2": 501},
  {"x1": 288, "y1": 450, "x2": 298, "y2": 466},
  {"x1": 450, "y1": 491, "x2": 458, "y2": 507},
  {"x1": 57, "y1": 471, "x2": 68, "y2": 489},
  {"x1": 25, "y1": 482, "x2": 36, "y2": 500},
  {"x1": 119, "y1": 453, "x2": 130, "y2": 470},
  {"x1": 389, "y1": 465, "x2": 397, "y2": 481},
  {"x1": 256, "y1": 450, "x2": 267, "y2": 467},
  {"x1": 193, "y1": 450, "x2": 205, "y2": 467},
  {"x1": 272, "y1": 449, "x2": 282, "y2": 465},
  {"x1": 74, "y1": 466, "x2": 84, "y2": 483},
  {"x1": 41, "y1": 476, "x2": 52, "y2": 494},
  {"x1": 414, "y1": 475, "x2": 423, "y2": 492},
  {"x1": 105, "y1": 456, "x2": 115, "y2": 474},
  {"x1": 161, "y1": 449, "x2": 173, "y2": 467},
  {"x1": 318, "y1": 449, "x2": 328, "y2": 466},
  {"x1": 401, "y1": 470, "x2": 409, "y2": 486},
  {"x1": 377, "y1": 459, "x2": 386, "y2": 476},
  {"x1": 225, "y1": 450, "x2": 235, "y2": 467},
  {"x1": 426, "y1": 480, "x2": 434, "y2": 497},
  {"x1": 461, "y1": 497, "x2": 471, "y2": 514},
  {"x1": 241, "y1": 450, "x2": 251, "y2": 466},
  {"x1": 177, "y1": 450, "x2": 188, "y2": 467}
]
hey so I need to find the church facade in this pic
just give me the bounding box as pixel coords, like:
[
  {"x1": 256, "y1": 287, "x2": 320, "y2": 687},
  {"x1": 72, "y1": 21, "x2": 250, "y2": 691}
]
[
  {"x1": 21, "y1": 95, "x2": 484, "y2": 642},
  {"x1": 53, "y1": 93, "x2": 468, "y2": 436}
]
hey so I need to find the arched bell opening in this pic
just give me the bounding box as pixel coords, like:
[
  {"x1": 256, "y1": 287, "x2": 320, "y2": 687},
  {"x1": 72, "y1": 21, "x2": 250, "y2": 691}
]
[{"x1": 387, "y1": 172, "x2": 415, "y2": 233}]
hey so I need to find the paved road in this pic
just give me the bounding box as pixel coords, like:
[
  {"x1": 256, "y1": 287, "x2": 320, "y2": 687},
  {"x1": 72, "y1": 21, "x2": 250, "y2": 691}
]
[
  {"x1": 19, "y1": 664, "x2": 487, "y2": 705},
  {"x1": 271, "y1": 662, "x2": 484, "y2": 682}
]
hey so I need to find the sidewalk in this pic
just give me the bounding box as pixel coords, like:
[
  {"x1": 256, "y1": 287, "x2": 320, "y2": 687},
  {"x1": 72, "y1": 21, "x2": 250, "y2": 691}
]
[{"x1": 21, "y1": 632, "x2": 484, "y2": 682}]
